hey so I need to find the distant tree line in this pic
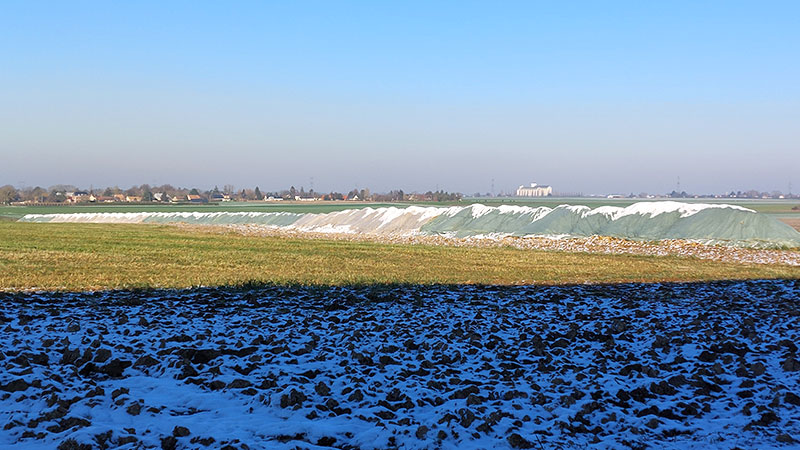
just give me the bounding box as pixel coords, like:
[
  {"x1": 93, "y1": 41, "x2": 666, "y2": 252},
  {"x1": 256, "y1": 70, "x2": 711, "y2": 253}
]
[
  {"x1": 666, "y1": 189, "x2": 794, "y2": 199},
  {"x1": 3, "y1": 182, "x2": 795, "y2": 205},
  {"x1": 0, "y1": 183, "x2": 465, "y2": 204}
]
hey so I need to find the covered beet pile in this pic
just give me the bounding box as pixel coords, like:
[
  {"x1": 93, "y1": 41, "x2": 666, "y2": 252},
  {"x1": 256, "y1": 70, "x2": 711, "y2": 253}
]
[{"x1": 21, "y1": 202, "x2": 800, "y2": 248}]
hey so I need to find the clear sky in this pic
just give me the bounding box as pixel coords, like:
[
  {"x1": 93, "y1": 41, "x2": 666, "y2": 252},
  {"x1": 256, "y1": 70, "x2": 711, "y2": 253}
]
[{"x1": 1, "y1": 1, "x2": 798, "y2": 195}]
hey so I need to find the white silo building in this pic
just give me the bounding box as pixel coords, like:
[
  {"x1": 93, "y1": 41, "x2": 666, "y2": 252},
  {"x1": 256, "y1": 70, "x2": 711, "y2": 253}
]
[{"x1": 516, "y1": 183, "x2": 553, "y2": 197}]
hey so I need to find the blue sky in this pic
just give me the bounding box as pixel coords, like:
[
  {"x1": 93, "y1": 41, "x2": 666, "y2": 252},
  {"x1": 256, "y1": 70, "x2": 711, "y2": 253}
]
[{"x1": 1, "y1": 1, "x2": 798, "y2": 194}]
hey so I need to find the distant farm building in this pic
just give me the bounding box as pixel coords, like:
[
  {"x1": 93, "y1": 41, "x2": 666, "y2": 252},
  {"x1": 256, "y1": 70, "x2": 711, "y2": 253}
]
[
  {"x1": 66, "y1": 191, "x2": 91, "y2": 203},
  {"x1": 516, "y1": 183, "x2": 553, "y2": 197}
]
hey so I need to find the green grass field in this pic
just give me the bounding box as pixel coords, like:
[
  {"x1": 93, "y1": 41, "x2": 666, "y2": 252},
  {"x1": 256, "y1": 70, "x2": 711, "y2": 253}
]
[{"x1": 1, "y1": 222, "x2": 798, "y2": 291}]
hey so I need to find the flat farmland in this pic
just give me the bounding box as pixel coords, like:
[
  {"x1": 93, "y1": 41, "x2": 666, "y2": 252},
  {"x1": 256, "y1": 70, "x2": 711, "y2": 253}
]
[{"x1": 1, "y1": 222, "x2": 798, "y2": 292}]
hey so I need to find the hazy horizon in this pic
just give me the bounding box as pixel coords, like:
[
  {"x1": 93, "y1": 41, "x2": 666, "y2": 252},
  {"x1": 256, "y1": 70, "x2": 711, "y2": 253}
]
[{"x1": 2, "y1": 1, "x2": 798, "y2": 195}]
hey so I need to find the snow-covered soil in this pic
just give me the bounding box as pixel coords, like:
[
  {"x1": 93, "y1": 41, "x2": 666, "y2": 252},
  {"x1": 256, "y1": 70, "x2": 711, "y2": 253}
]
[{"x1": 1, "y1": 281, "x2": 799, "y2": 449}]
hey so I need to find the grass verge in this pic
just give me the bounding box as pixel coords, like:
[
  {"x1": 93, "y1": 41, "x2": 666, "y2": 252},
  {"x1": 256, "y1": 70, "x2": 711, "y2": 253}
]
[{"x1": 1, "y1": 222, "x2": 798, "y2": 291}]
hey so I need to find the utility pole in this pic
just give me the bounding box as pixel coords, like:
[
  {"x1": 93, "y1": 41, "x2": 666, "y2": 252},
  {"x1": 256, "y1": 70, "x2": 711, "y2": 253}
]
[
  {"x1": 491, "y1": 178, "x2": 495, "y2": 197},
  {"x1": 676, "y1": 176, "x2": 681, "y2": 193}
]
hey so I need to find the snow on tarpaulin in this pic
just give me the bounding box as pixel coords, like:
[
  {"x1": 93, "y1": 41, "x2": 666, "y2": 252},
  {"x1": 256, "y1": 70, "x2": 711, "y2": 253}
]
[
  {"x1": 420, "y1": 202, "x2": 800, "y2": 248},
  {"x1": 18, "y1": 202, "x2": 800, "y2": 248},
  {"x1": 289, "y1": 206, "x2": 448, "y2": 234},
  {"x1": 19, "y1": 211, "x2": 305, "y2": 226}
]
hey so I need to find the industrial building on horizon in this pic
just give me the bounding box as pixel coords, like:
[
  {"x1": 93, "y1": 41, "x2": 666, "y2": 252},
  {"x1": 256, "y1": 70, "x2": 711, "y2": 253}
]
[{"x1": 516, "y1": 183, "x2": 553, "y2": 197}]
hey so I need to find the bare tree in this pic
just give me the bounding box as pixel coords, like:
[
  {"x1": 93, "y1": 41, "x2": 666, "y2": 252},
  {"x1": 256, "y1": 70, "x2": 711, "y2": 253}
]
[{"x1": 0, "y1": 185, "x2": 19, "y2": 204}]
